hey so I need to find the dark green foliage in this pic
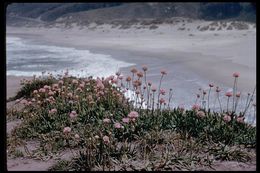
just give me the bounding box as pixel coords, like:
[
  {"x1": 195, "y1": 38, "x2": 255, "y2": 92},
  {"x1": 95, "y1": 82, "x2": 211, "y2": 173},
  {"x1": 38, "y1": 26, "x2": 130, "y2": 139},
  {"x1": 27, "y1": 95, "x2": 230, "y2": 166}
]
[{"x1": 7, "y1": 75, "x2": 256, "y2": 171}]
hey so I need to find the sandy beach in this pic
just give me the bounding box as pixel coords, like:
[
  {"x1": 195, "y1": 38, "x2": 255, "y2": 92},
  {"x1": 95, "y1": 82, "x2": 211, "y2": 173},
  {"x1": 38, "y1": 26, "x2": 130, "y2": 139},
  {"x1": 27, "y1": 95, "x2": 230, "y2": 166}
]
[
  {"x1": 6, "y1": 21, "x2": 256, "y2": 107},
  {"x1": 6, "y1": 75, "x2": 32, "y2": 99}
]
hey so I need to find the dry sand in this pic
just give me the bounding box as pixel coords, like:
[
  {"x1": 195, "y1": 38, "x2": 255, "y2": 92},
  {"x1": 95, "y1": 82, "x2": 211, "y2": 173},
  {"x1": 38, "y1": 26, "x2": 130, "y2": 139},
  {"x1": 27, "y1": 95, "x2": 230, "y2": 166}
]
[{"x1": 6, "y1": 76, "x2": 32, "y2": 99}]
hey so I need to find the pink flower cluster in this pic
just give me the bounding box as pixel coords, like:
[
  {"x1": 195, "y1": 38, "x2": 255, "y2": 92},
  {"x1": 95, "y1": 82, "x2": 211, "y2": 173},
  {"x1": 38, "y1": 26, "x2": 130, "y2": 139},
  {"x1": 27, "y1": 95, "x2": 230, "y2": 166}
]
[
  {"x1": 192, "y1": 104, "x2": 200, "y2": 111},
  {"x1": 96, "y1": 78, "x2": 105, "y2": 90},
  {"x1": 160, "y1": 89, "x2": 166, "y2": 95},
  {"x1": 142, "y1": 65, "x2": 148, "y2": 72},
  {"x1": 159, "y1": 98, "x2": 166, "y2": 105},
  {"x1": 44, "y1": 85, "x2": 51, "y2": 90},
  {"x1": 197, "y1": 111, "x2": 206, "y2": 118},
  {"x1": 69, "y1": 111, "x2": 78, "y2": 119},
  {"x1": 225, "y1": 91, "x2": 233, "y2": 97},
  {"x1": 49, "y1": 108, "x2": 57, "y2": 114},
  {"x1": 178, "y1": 104, "x2": 185, "y2": 112},
  {"x1": 237, "y1": 117, "x2": 244, "y2": 123},
  {"x1": 72, "y1": 79, "x2": 78, "y2": 85},
  {"x1": 128, "y1": 111, "x2": 139, "y2": 119},
  {"x1": 160, "y1": 69, "x2": 167, "y2": 75},
  {"x1": 233, "y1": 72, "x2": 240, "y2": 78},
  {"x1": 223, "y1": 114, "x2": 231, "y2": 122},
  {"x1": 114, "y1": 122, "x2": 123, "y2": 129},
  {"x1": 122, "y1": 117, "x2": 130, "y2": 123},
  {"x1": 103, "y1": 118, "x2": 111, "y2": 124},
  {"x1": 63, "y1": 127, "x2": 71, "y2": 134},
  {"x1": 103, "y1": 135, "x2": 110, "y2": 144}
]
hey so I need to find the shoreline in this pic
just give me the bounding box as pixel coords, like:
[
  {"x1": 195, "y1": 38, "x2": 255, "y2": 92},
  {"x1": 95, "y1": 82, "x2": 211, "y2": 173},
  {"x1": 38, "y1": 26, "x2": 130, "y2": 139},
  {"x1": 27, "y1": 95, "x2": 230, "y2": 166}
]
[{"x1": 6, "y1": 25, "x2": 256, "y2": 107}]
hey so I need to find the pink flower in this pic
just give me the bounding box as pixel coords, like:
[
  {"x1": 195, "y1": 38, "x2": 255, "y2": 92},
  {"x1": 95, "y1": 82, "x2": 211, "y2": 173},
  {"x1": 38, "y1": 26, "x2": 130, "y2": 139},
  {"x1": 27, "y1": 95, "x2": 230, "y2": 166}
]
[
  {"x1": 49, "y1": 96, "x2": 55, "y2": 102},
  {"x1": 192, "y1": 104, "x2": 200, "y2": 111},
  {"x1": 58, "y1": 80, "x2": 64, "y2": 85},
  {"x1": 96, "y1": 79, "x2": 104, "y2": 90},
  {"x1": 79, "y1": 83, "x2": 85, "y2": 88},
  {"x1": 209, "y1": 83, "x2": 214, "y2": 87},
  {"x1": 52, "y1": 84, "x2": 59, "y2": 89},
  {"x1": 107, "y1": 75, "x2": 114, "y2": 81},
  {"x1": 137, "y1": 71, "x2": 143, "y2": 78},
  {"x1": 131, "y1": 118, "x2": 136, "y2": 122},
  {"x1": 197, "y1": 111, "x2": 206, "y2": 118},
  {"x1": 72, "y1": 79, "x2": 78, "y2": 85},
  {"x1": 160, "y1": 89, "x2": 166, "y2": 95},
  {"x1": 103, "y1": 135, "x2": 110, "y2": 144},
  {"x1": 74, "y1": 134, "x2": 80, "y2": 139},
  {"x1": 20, "y1": 99, "x2": 28, "y2": 105},
  {"x1": 114, "y1": 122, "x2": 122, "y2": 129},
  {"x1": 159, "y1": 98, "x2": 166, "y2": 104},
  {"x1": 128, "y1": 111, "x2": 139, "y2": 119},
  {"x1": 151, "y1": 86, "x2": 157, "y2": 92},
  {"x1": 225, "y1": 91, "x2": 233, "y2": 97},
  {"x1": 67, "y1": 92, "x2": 73, "y2": 98},
  {"x1": 126, "y1": 76, "x2": 131, "y2": 82},
  {"x1": 33, "y1": 90, "x2": 38, "y2": 94},
  {"x1": 27, "y1": 101, "x2": 32, "y2": 106},
  {"x1": 131, "y1": 67, "x2": 138, "y2": 74},
  {"x1": 236, "y1": 92, "x2": 241, "y2": 97},
  {"x1": 216, "y1": 86, "x2": 221, "y2": 93},
  {"x1": 112, "y1": 78, "x2": 118, "y2": 84},
  {"x1": 76, "y1": 88, "x2": 83, "y2": 92},
  {"x1": 98, "y1": 91, "x2": 104, "y2": 96},
  {"x1": 48, "y1": 91, "x2": 54, "y2": 96},
  {"x1": 103, "y1": 118, "x2": 111, "y2": 124},
  {"x1": 39, "y1": 88, "x2": 46, "y2": 93},
  {"x1": 237, "y1": 117, "x2": 244, "y2": 123},
  {"x1": 160, "y1": 69, "x2": 167, "y2": 75},
  {"x1": 49, "y1": 108, "x2": 57, "y2": 114},
  {"x1": 63, "y1": 127, "x2": 71, "y2": 134},
  {"x1": 223, "y1": 114, "x2": 231, "y2": 123},
  {"x1": 142, "y1": 65, "x2": 148, "y2": 72},
  {"x1": 122, "y1": 117, "x2": 130, "y2": 123},
  {"x1": 44, "y1": 85, "x2": 50, "y2": 90},
  {"x1": 233, "y1": 72, "x2": 240, "y2": 78},
  {"x1": 178, "y1": 104, "x2": 185, "y2": 112},
  {"x1": 69, "y1": 111, "x2": 78, "y2": 119}
]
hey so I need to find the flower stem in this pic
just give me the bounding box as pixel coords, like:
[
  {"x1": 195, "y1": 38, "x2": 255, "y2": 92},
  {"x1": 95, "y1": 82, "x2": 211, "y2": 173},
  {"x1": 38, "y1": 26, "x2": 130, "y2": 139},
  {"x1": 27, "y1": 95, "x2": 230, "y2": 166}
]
[
  {"x1": 227, "y1": 97, "x2": 230, "y2": 113},
  {"x1": 207, "y1": 88, "x2": 211, "y2": 111}
]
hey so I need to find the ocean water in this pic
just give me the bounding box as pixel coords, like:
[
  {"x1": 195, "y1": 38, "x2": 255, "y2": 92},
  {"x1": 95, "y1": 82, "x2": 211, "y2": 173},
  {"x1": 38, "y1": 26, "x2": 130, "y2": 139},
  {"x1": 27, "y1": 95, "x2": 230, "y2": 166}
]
[
  {"x1": 6, "y1": 36, "x2": 255, "y2": 125},
  {"x1": 6, "y1": 36, "x2": 135, "y2": 78}
]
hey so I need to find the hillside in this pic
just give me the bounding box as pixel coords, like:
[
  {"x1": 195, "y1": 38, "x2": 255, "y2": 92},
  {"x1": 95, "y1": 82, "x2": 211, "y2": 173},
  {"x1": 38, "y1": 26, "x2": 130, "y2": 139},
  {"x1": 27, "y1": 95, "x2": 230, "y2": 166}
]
[{"x1": 6, "y1": 2, "x2": 256, "y2": 27}]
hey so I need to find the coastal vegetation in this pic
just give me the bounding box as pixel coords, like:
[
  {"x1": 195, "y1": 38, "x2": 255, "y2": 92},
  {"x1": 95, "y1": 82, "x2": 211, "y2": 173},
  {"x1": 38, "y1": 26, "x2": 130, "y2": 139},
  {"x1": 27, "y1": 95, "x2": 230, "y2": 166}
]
[{"x1": 7, "y1": 66, "x2": 256, "y2": 171}]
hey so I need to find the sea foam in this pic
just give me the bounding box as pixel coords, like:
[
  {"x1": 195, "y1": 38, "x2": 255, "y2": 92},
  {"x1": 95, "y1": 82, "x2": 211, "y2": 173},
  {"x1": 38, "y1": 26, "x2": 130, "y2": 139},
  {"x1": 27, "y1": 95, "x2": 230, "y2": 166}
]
[{"x1": 7, "y1": 36, "x2": 135, "y2": 78}]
